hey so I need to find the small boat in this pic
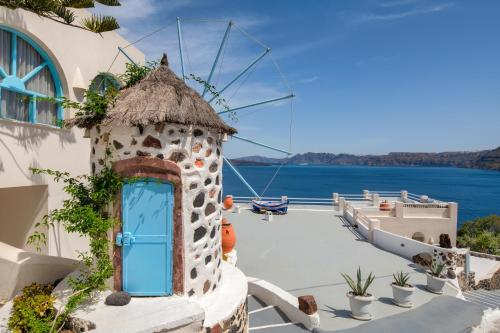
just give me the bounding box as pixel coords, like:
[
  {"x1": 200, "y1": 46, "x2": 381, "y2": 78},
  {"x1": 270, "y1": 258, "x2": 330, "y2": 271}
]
[{"x1": 251, "y1": 196, "x2": 289, "y2": 214}]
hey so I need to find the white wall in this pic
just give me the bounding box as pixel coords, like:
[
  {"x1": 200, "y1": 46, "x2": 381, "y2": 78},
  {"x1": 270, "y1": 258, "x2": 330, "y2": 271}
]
[
  {"x1": 372, "y1": 228, "x2": 443, "y2": 260},
  {"x1": 0, "y1": 242, "x2": 77, "y2": 301},
  {"x1": 0, "y1": 185, "x2": 48, "y2": 253},
  {"x1": 359, "y1": 202, "x2": 457, "y2": 246},
  {"x1": 0, "y1": 8, "x2": 144, "y2": 259},
  {"x1": 343, "y1": 206, "x2": 461, "y2": 264}
]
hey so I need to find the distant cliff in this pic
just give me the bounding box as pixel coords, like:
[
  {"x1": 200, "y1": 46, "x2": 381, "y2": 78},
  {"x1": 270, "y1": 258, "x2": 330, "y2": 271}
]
[{"x1": 230, "y1": 147, "x2": 500, "y2": 171}]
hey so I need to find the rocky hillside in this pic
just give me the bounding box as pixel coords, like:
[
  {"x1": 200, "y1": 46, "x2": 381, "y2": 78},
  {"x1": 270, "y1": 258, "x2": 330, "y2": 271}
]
[{"x1": 231, "y1": 147, "x2": 500, "y2": 171}]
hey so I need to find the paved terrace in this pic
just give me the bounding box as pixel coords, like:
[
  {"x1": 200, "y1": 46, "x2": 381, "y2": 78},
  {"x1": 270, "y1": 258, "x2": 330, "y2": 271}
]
[{"x1": 230, "y1": 205, "x2": 459, "y2": 331}]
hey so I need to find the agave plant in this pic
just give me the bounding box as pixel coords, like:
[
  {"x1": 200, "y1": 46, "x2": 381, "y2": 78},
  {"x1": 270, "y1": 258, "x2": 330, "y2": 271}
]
[
  {"x1": 341, "y1": 267, "x2": 375, "y2": 296},
  {"x1": 392, "y1": 271, "x2": 411, "y2": 287},
  {"x1": 429, "y1": 262, "x2": 446, "y2": 278}
]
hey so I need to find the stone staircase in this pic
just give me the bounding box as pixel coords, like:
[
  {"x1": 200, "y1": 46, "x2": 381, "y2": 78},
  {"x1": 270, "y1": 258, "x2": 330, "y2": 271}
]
[
  {"x1": 247, "y1": 295, "x2": 309, "y2": 332},
  {"x1": 463, "y1": 289, "x2": 500, "y2": 309}
]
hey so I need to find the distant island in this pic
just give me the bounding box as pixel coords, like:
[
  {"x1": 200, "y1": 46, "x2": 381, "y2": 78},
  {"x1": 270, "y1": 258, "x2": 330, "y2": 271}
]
[{"x1": 229, "y1": 146, "x2": 500, "y2": 171}]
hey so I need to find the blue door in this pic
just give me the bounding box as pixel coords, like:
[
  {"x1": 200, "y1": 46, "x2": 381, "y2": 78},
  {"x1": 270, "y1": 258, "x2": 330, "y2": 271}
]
[{"x1": 120, "y1": 180, "x2": 173, "y2": 296}]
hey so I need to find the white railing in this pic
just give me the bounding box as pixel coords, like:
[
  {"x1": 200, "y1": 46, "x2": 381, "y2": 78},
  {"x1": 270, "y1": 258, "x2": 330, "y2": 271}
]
[
  {"x1": 403, "y1": 202, "x2": 449, "y2": 209},
  {"x1": 232, "y1": 189, "x2": 446, "y2": 208},
  {"x1": 371, "y1": 190, "x2": 402, "y2": 196},
  {"x1": 344, "y1": 202, "x2": 354, "y2": 216},
  {"x1": 356, "y1": 212, "x2": 371, "y2": 228},
  {"x1": 337, "y1": 194, "x2": 368, "y2": 202},
  {"x1": 232, "y1": 196, "x2": 334, "y2": 206},
  {"x1": 407, "y1": 192, "x2": 444, "y2": 204}
]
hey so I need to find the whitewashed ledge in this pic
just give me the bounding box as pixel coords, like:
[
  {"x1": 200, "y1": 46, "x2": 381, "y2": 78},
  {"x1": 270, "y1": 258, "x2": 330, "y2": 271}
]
[
  {"x1": 51, "y1": 262, "x2": 247, "y2": 332},
  {"x1": 0, "y1": 262, "x2": 248, "y2": 333},
  {"x1": 193, "y1": 261, "x2": 248, "y2": 328},
  {"x1": 247, "y1": 276, "x2": 320, "y2": 330},
  {"x1": 53, "y1": 275, "x2": 205, "y2": 333}
]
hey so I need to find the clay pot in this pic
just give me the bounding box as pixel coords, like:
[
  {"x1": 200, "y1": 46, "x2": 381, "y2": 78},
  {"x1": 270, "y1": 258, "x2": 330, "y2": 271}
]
[
  {"x1": 379, "y1": 201, "x2": 390, "y2": 211},
  {"x1": 221, "y1": 218, "x2": 236, "y2": 254},
  {"x1": 223, "y1": 195, "x2": 234, "y2": 210}
]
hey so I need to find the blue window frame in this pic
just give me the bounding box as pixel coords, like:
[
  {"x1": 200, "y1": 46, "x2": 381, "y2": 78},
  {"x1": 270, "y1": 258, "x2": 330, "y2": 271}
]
[
  {"x1": 89, "y1": 72, "x2": 121, "y2": 95},
  {"x1": 0, "y1": 26, "x2": 63, "y2": 126}
]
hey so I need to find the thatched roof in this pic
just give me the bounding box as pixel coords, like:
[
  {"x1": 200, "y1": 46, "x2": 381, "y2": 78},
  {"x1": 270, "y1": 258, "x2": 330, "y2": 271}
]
[{"x1": 102, "y1": 54, "x2": 236, "y2": 134}]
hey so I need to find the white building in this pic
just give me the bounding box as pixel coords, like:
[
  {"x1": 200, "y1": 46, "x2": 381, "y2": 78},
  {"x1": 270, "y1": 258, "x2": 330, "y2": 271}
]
[
  {"x1": 0, "y1": 9, "x2": 250, "y2": 333},
  {"x1": 0, "y1": 7, "x2": 143, "y2": 259}
]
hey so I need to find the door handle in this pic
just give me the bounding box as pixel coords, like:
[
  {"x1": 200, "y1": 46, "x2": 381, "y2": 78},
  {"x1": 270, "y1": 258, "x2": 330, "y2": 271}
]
[{"x1": 122, "y1": 232, "x2": 134, "y2": 246}]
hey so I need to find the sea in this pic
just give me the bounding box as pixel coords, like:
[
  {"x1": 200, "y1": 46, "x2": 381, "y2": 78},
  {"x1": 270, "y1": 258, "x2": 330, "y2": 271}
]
[{"x1": 222, "y1": 165, "x2": 500, "y2": 227}]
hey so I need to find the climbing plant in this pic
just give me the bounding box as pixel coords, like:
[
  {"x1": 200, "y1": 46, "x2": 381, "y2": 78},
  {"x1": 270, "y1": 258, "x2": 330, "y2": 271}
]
[
  {"x1": 188, "y1": 74, "x2": 237, "y2": 121},
  {"x1": 37, "y1": 61, "x2": 156, "y2": 129},
  {"x1": 26, "y1": 165, "x2": 122, "y2": 332},
  {"x1": 14, "y1": 60, "x2": 158, "y2": 331},
  {"x1": 118, "y1": 60, "x2": 158, "y2": 88},
  {"x1": 57, "y1": 88, "x2": 117, "y2": 129}
]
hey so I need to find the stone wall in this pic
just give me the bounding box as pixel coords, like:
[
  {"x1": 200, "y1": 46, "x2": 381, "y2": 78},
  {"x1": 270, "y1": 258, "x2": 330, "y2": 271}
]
[
  {"x1": 204, "y1": 300, "x2": 248, "y2": 333},
  {"x1": 91, "y1": 123, "x2": 224, "y2": 297},
  {"x1": 475, "y1": 267, "x2": 500, "y2": 290},
  {"x1": 458, "y1": 271, "x2": 476, "y2": 291},
  {"x1": 432, "y1": 248, "x2": 457, "y2": 277}
]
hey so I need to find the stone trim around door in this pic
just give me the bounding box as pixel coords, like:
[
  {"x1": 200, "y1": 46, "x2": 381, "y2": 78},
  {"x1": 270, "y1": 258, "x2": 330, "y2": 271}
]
[{"x1": 112, "y1": 157, "x2": 184, "y2": 295}]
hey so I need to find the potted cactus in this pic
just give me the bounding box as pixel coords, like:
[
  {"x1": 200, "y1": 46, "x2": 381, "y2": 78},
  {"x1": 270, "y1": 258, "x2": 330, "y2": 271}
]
[
  {"x1": 426, "y1": 262, "x2": 447, "y2": 294},
  {"x1": 391, "y1": 271, "x2": 415, "y2": 307},
  {"x1": 341, "y1": 267, "x2": 375, "y2": 320}
]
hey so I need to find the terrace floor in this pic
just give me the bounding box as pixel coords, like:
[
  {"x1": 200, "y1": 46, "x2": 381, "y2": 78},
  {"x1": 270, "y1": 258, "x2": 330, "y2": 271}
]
[{"x1": 230, "y1": 205, "x2": 459, "y2": 331}]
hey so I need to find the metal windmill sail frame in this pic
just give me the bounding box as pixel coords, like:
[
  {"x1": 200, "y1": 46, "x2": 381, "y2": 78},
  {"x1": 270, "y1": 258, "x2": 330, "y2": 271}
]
[{"x1": 118, "y1": 18, "x2": 295, "y2": 199}]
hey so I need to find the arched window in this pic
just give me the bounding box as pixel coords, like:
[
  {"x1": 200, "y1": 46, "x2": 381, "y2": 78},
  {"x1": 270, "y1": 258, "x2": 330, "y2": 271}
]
[
  {"x1": 89, "y1": 73, "x2": 121, "y2": 95},
  {"x1": 0, "y1": 27, "x2": 63, "y2": 126}
]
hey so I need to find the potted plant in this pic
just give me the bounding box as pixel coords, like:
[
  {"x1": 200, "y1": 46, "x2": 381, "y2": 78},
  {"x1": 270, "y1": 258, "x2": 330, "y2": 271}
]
[
  {"x1": 341, "y1": 267, "x2": 375, "y2": 320},
  {"x1": 426, "y1": 262, "x2": 447, "y2": 294},
  {"x1": 391, "y1": 271, "x2": 415, "y2": 307}
]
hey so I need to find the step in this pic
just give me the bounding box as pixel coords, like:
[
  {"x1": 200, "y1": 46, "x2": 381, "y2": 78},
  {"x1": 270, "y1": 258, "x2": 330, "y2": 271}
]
[
  {"x1": 249, "y1": 322, "x2": 308, "y2": 332},
  {"x1": 463, "y1": 289, "x2": 500, "y2": 308},
  {"x1": 249, "y1": 306, "x2": 290, "y2": 327},
  {"x1": 247, "y1": 295, "x2": 267, "y2": 312}
]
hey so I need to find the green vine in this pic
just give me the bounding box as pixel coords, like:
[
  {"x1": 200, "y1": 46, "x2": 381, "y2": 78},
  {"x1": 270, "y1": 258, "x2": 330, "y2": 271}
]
[
  {"x1": 26, "y1": 165, "x2": 122, "y2": 332},
  {"x1": 61, "y1": 88, "x2": 119, "y2": 129},
  {"x1": 16, "y1": 61, "x2": 154, "y2": 332},
  {"x1": 118, "y1": 60, "x2": 158, "y2": 88},
  {"x1": 34, "y1": 61, "x2": 157, "y2": 130},
  {"x1": 187, "y1": 74, "x2": 238, "y2": 121}
]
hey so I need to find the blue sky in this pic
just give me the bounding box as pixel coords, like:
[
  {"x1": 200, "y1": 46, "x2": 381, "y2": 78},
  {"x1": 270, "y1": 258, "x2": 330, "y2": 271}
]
[{"x1": 95, "y1": 0, "x2": 500, "y2": 158}]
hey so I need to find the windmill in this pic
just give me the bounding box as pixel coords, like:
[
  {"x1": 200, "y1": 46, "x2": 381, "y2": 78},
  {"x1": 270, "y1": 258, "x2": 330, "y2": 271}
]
[{"x1": 116, "y1": 18, "x2": 295, "y2": 200}]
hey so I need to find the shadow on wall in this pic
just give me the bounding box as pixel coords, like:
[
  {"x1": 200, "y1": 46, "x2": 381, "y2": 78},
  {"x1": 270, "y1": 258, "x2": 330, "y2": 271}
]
[
  {"x1": 0, "y1": 122, "x2": 77, "y2": 181},
  {"x1": 0, "y1": 185, "x2": 49, "y2": 253}
]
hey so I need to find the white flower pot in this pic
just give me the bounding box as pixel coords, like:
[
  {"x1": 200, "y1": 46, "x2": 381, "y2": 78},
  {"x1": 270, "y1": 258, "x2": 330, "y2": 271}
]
[
  {"x1": 347, "y1": 292, "x2": 374, "y2": 320},
  {"x1": 425, "y1": 272, "x2": 447, "y2": 294},
  {"x1": 391, "y1": 283, "x2": 415, "y2": 308}
]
